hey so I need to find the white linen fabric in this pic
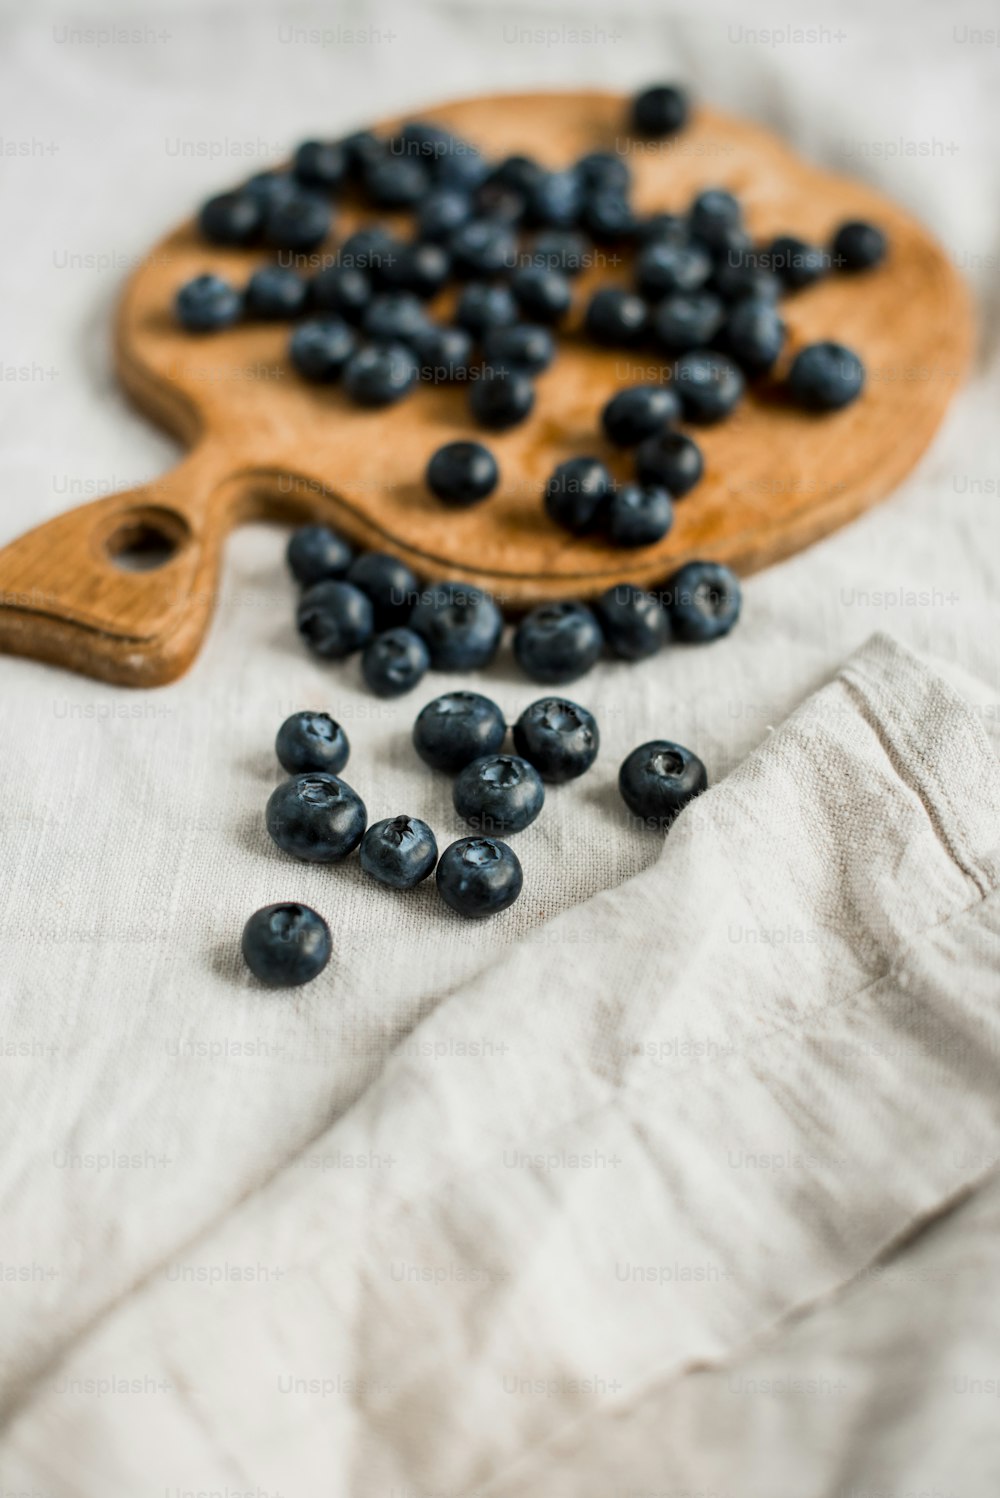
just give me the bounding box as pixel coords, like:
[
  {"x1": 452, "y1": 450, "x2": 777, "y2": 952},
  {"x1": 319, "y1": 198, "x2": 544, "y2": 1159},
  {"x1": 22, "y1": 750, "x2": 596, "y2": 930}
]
[{"x1": 2, "y1": 0, "x2": 1000, "y2": 1492}]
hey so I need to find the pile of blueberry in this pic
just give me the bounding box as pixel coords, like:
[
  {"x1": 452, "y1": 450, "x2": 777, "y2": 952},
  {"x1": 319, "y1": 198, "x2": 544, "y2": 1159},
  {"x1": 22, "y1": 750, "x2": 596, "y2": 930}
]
[
  {"x1": 242, "y1": 690, "x2": 706, "y2": 986},
  {"x1": 176, "y1": 82, "x2": 886, "y2": 550}
]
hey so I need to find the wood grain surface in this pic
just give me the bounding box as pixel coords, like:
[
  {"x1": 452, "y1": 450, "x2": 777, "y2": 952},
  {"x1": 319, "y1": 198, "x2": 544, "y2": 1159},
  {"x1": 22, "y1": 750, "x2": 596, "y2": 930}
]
[{"x1": 0, "y1": 90, "x2": 973, "y2": 686}]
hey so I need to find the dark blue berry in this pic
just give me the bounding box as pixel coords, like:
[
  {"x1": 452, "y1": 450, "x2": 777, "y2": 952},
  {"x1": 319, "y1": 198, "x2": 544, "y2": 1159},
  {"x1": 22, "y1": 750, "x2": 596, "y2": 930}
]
[
  {"x1": 362, "y1": 292, "x2": 429, "y2": 345},
  {"x1": 341, "y1": 130, "x2": 383, "y2": 178},
  {"x1": 787, "y1": 341, "x2": 864, "y2": 410},
  {"x1": 666, "y1": 559, "x2": 742, "y2": 641},
  {"x1": 582, "y1": 190, "x2": 638, "y2": 243},
  {"x1": 340, "y1": 225, "x2": 394, "y2": 273},
  {"x1": 378, "y1": 241, "x2": 451, "y2": 299},
  {"x1": 619, "y1": 740, "x2": 707, "y2": 826},
  {"x1": 522, "y1": 168, "x2": 583, "y2": 229},
  {"x1": 673, "y1": 350, "x2": 745, "y2": 422},
  {"x1": 309, "y1": 264, "x2": 371, "y2": 324},
  {"x1": 711, "y1": 251, "x2": 782, "y2": 304},
  {"x1": 636, "y1": 212, "x2": 689, "y2": 247},
  {"x1": 689, "y1": 189, "x2": 742, "y2": 251},
  {"x1": 275, "y1": 710, "x2": 350, "y2": 775},
  {"x1": 482, "y1": 323, "x2": 556, "y2": 375},
  {"x1": 651, "y1": 290, "x2": 725, "y2": 353},
  {"x1": 544, "y1": 457, "x2": 614, "y2": 535},
  {"x1": 491, "y1": 154, "x2": 544, "y2": 197},
  {"x1": 767, "y1": 235, "x2": 827, "y2": 290},
  {"x1": 831, "y1": 220, "x2": 886, "y2": 271},
  {"x1": 576, "y1": 151, "x2": 631, "y2": 194},
  {"x1": 296, "y1": 580, "x2": 373, "y2": 659},
  {"x1": 608, "y1": 484, "x2": 673, "y2": 547},
  {"x1": 343, "y1": 342, "x2": 418, "y2": 406},
  {"x1": 409, "y1": 581, "x2": 503, "y2": 670},
  {"x1": 631, "y1": 84, "x2": 689, "y2": 137},
  {"x1": 413, "y1": 691, "x2": 507, "y2": 773},
  {"x1": 595, "y1": 584, "x2": 669, "y2": 660},
  {"x1": 468, "y1": 365, "x2": 535, "y2": 429},
  {"x1": 513, "y1": 602, "x2": 603, "y2": 684},
  {"x1": 530, "y1": 229, "x2": 588, "y2": 275},
  {"x1": 634, "y1": 430, "x2": 704, "y2": 497},
  {"x1": 510, "y1": 265, "x2": 573, "y2": 324},
  {"x1": 286, "y1": 523, "x2": 354, "y2": 586},
  {"x1": 198, "y1": 191, "x2": 262, "y2": 246},
  {"x1": 636, "y1": 241, "x2": 712, "y2": 300},
  {"x1": 243, "y1": 172, "x2": 297, "y2": 210},
  {"x1": 601, "y1": 384, "x2": 680, "y2": 447},
  {"x1": 241, "y1": 903, "x2": 331, "y2": 987},
  {"x1": 361, "y1": 628, "x2": 429, "y2": 698},
  {"x1": 360, "y1": 815, "x2": 438, "y2": 888},
  {"x1": 364, "y1": 154, "x2": 430, "y2": 208},
  {"x1": 455, "y1": 283, "x2": 518, "y2": 337},
  {"x1": 584, "y1": 287, "x2": 648, "y2": 347},
  {"x1": 289, "y1": 317, "x2": 356, "y2": 381},
  {"x1": 264, "y1": 190, "x2": 331, "y2": 252},
  {"x1": 721, "y1": 297, "x2": 785, "y2": 375},
  {"x1": 436, "y1": 836, "x2": 523, "y2": 919},
  {"x1": 245, "y1": 265, "x2": 308, "y2": 319},
  {"x1": 266, "y1": 772, "x2": 367, "y2": 861},
  {"x1": 347, "y1": 552, "x2": 420, "y2": 628},
  {"x1": 175, "y1": 274, "x2": 241, "y2": 332},
  {"x1": 417, "y1": 188, "x2": 474, "y2": 241},
  {"x1": 512, "y1": 697, "x2": 599, "y2": 783},
  {"x1": 412, "y1": 323, "x2": 473, "y2": 382},
  {"x1": 426, "y1": 441, "x2": 498, "y2": 506},
  {"x1": 454, "y1": 754, "x2": 544, "y2": 834},
  {"x1": 450, "y1": 218, "x2": 518, "y2": 278},
  {"x1": 293, "y1": 139, "x2": 347, "y2": 190}
]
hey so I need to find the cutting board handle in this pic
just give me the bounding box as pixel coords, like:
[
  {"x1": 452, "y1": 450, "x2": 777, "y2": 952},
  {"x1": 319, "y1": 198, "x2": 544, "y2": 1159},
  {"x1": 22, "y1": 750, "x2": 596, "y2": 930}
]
[{"x1": 0, "y1": 445, "x2": 235, "y2": 687}]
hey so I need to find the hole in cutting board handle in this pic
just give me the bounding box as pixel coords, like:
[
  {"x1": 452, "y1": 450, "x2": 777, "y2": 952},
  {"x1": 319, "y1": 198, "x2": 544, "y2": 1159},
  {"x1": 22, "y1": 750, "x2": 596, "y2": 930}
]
[{"x1": 101, "y1": 505, "x2": 191, "y2": 572}]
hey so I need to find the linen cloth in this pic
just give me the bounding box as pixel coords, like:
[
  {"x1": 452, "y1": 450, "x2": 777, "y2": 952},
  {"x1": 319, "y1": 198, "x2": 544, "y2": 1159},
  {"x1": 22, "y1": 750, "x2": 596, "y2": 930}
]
[{"x1": 2, "y1": 0, "x2": 1000, "y2": 1491}]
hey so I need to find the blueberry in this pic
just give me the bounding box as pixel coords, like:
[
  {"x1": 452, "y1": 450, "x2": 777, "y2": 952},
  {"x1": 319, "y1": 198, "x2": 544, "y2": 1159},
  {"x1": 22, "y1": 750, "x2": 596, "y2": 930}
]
[
  {"x1": 378, "y1": 241, "x2": 451, "y2": 299},
  {"x1": 289, "y1": 317, "x2": 356, "y2": 382},
  {"x1": 286, "y1": 523, "x2": 354, "y2": 586},
  {"x1": 409, "y1": 581, "x2": 503, "y2": 670},
  {"x1": 636, "y1": 212, "x2": 689, "y2": 247},
  {"x1": 360, "y1": 814, "x2": 438, "y2": 888},
  {"x1": 264, "y1": 189, "x2": 331, "y2": 252},
  {"x1": 347, "y1": 551, "x2": 420, "y2": 628},
  {"x1": 689, "y1": 189, "x2": 742, "y2": 251},
  {"x1": 666, "y1": 559, "x2": 742, "y2": 641},
  {"x1": 618, "y1": 740, "x2": 707, "y2": 826},
  {"x1": 651, "y1": 290, "x2": 725, "y2": 353},
  {"x1": 198, "y1": 190, "x2": 263, "y2": 246},
  {"x1": 522, "y1": 168, "x2": 583, "y2": 229},
  {"x1": 343, "y1": 342, "x2": 418, "y2": 406},
  {"x1": 275, "y1": 710, "x2": 349, "y2": 775},
  {"x1": 787, "y1": 341, "x2": 865, "y2": 411},
  {"x1": 767, "y1": 234, "x2": 827, "y2": 290},
  {"x1": 296, "y1": 580, "x2": 373, "y2": 659},
  {"x1": 468, "y1": 365, "x2": 535, "y2": 430},
  {"x1": 450, "y1": 218, "x2": 518, "y2": 278},
  {"x1": 831, "y1": 220, "x2": 887, "y2": 272},
  {"x1": 582, "y1": 191, "x2": 639, "y2": 243},
  {"x1": 512, "y1": 698, "x2": 599, "y2": 782},
  {"x1": 241, "y1": 903, "x2": 331, "y2": 987},
  {"x1": 576, "y1": 151, "x2": 631, "y2": 194},
  {"x1": 175, "y1": 274, "x2": 241, "y2": 332},
  {"x1": 412, "y1": 691, "x2": 507, "y2": 772},
  {"x1": 340, "y1": 225, "x2": 394, "y2": 273},
  {"x1": 608, "y1": 484, "x2": 673, "y2": 547},
  {"x1": 673, "y1": 350, "x2": 745, "y2": 423},
  {"x1": 266, "y1": 772, "x2": 367, "y2": 861},
  {"x1": 509, "y1": 265, "x2": 573, "y2": 324},
  {"x1": 362, "y1": 292, "x2": 429, "y2": 345},
  {"x1": 361, "y1": 627, "x2": 430, "y2": 698},
  {"x1": 584, "y1": 287, "x2": 648, "y2": 347},
  {"x1": 292, "y1": 139, "x2": 347, "y2": 190},
  {"x1": 594, "y1": 584, "x2": 669, "y2": 660},
  {"x1": 309, "y1": 264, "x2": 372, "y2": 324},
  {"x1": 412, "y1": 323, "x2": 473, "y2": 382},
  {"x1": 436, "y1": 836, "x2": 523, "y2": 919},
  {"x1": 721, "y1": 297, "x2": 785, "y2": 375},
  {"x1": 454, "y1": 754, "x2": 544, "y2": 834},
  {"x1": 243, "y1": 172, "x2": 298, "y2": 211},
  {"x1": 544, "y1": 456, "x2": 614, "y2": 535},
  {"x1": 631, "y1": 84, "x2": 690, "y2": 137},
  {"x1": 513, "y1": 602, "x2": 603, "y2": 684},
  {"x1": 491, "y1": 154, "x2": 544, "y2": 198},
  {"x1": 635, "y1": 241, "x2": 712, "y2": 300},
  {"x1": 601, "y1": 384, "x2": 680, "y2": 447},
  {"x1": 245, "y1": 265, "x2": 308, "y2": 319},
  {"x1": 431, "y1": 136, "x2": 488, "y2": 193},
  {"x1": 711, "y1": 251, "x2": 782, "y2": 305},
  {"x1": 530, "y1": 229, "x2": 588, "y2": 275},
  {"x1": 476, "y1": 181, "x2": 528, "y2": 225},
  {"x1": 364, "y1": 154, "x2": 430, "y2": 208},
  {"x1": 417, "y1": 188, "x2": 473, "y2": 241},
  {"x1": 341, "y1": 130, "x2": 383, "y2": 179},
  {"x1": 426, "y1": 441, "x2": 499, "y2": 506},
  {"x1": 634, "y1": 430, "x2": 704, "y2": 498},
  {"x1": 455, "y1": 283, "x2": 519, "y2": 337},
  {"x1": 482, "y1": 323, "x2": 556, "y2": 375}
]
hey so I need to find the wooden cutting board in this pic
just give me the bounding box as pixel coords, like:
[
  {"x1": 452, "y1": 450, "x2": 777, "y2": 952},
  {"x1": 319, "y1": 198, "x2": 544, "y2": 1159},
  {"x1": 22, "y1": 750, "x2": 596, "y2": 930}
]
[{"x1": 0, "y1": 90, "x2": 973, "y2": 687}]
